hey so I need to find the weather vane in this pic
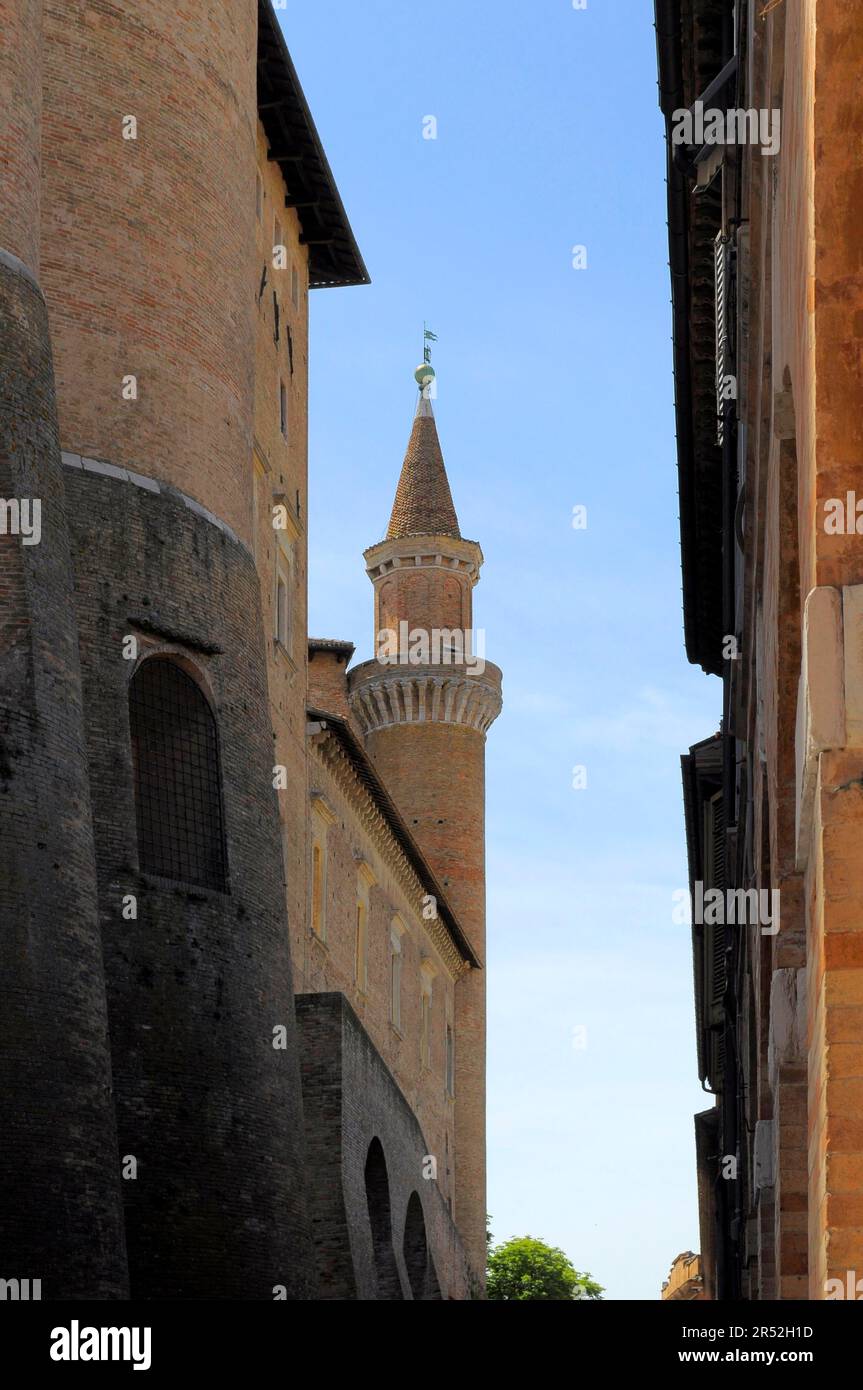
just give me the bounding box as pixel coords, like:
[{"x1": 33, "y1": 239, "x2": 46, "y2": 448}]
[{"x1": 415, "y1": 324, "x2": 438, "y2": 397}]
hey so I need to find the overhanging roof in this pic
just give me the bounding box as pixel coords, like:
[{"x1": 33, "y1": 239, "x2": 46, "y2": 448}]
[
  {"x1": 655, "y1": 0, "x2": 725, "y2": 675},
  {"x1": 257, "y1": 1, "x2": 370, "y2": 289},
  {"x1": 308, "y1": 705, "x2": 482, "y2": 970},
  {"x1": 309, "y1": 637, "x2": 356, "y2": 659}
]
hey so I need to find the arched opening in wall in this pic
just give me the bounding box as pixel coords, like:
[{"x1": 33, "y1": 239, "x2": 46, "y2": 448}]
[
  {"x1": 129, "y1": 657, "x2": 228, "y2": 891},
  {"x1": 363, "y1": 1139, "x2": 403, "y2": 1299},
  {"x1": 403, "y1": 1190, "x2": 441, "y2": 1300}
]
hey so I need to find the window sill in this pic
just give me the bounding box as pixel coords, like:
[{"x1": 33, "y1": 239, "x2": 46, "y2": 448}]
[{"x1": 138, "y1": 871, "x2": 229, "y2": 900}]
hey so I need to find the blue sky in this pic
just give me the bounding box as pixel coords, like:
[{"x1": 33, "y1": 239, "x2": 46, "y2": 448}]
[{"x1": 282, "y1": 0, "x2": 720, "y2": 1299}]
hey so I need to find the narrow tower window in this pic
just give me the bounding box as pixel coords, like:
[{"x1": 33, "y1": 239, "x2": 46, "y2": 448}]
[
  {"x1": 280, "y1": 380, "x2": 288, "y2": 438},
  {"x1": 420, "y1": 993, "x2": 431, "y2": 1068},
  {"x1": 355, "y1": 900, "x2": 368, "y2": 992},
  {"x1": 355, "y1": 860, "x2": 375, "y2": 994},
  {"x1": 275, "y1": 566, "x2": 289, "y2": 649},
  {"x1": 420, "y1": 962, "x2": 435, "y2": 1070},
  {"x1": 129, "y1": 659, "x2": 227, "y2": 891},
  {"x1": 310, "y1": 795, "x2": 334, "y2": 940},
  {"x1": 312, "y1": 843, "x2": 324, "y2": 938},
  {"x1": 390, "y1": 920, "x2": 405, "y2": 1030}
]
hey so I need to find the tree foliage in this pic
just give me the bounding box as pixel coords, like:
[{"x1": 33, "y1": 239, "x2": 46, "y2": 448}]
[{"x1": 486, "y1": 1234, "x2": 604, "y2": 1301}]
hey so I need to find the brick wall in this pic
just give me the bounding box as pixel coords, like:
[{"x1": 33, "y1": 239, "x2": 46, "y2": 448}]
[
  {"x1": 65, "y1": 463, "x2": 313, "y2": 1299},
  {"x1": 308, "y1": 647, "x2": 355, "y2": 725},
  {"x1": 732, "y1": 0, "x2": 863, "y2": 1298},
  {"x1": 0, "y1": 0, "x2": 42, "y2": 271},
  {"x1": 0, "y1": 254, "x2": 128, "y2": 1298},
  {"x1": 302, "y1": 733, "x2": 459, "y2": 1214},
  {"x1": 252, "y1": 119, "x2": 312, "y2": 999},
  {"x1": 363, "y1": 717, "x2": 488, "y2": 1276},
  {"x1": 296, "y1": 993, "x2": 471, "y2": 1299},
  {"x1": 40, "y1": 0, "x2": 259, "y2": 541}
]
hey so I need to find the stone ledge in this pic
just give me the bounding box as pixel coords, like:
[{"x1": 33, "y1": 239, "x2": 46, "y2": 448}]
[{"x1": 59, "y1": 452, "x2": 244, "y2": 548}]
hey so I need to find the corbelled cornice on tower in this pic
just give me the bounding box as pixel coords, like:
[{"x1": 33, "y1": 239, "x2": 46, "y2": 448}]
[
  {"x1": 386, "y1": 393, "x2": 461, "y2": 540},
  {"x1": 350, "y1": 356, "x2": 500, "y2": 1282}
]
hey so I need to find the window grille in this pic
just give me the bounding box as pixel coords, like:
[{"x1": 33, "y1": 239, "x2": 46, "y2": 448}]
[{"x1": 130, "y1": 659, "x2": 228, "y2": 891}]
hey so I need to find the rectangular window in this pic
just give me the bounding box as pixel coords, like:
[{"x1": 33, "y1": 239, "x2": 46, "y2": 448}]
[
  {"x1": 251, "y1": 463, "x2": 260, "y2": 559},
  {"x1": 279, "y1": 379, "x2": 288, "y2": 438},
  {"x1": 389, "y1": 917, "x2": 405, "y2": 1031},
  {"x1": 446, "y1": 1024, "x2": 454, "y2": 1095},
  {"x1": 420, "y1": 991, "x2": 431, "y2": 1069},
  {"x1": 355, "y1": 901, "x2": 367, "y2": 992},
  {"x1": 390, "y1": 942, "x2": 402, "y2": 1029},
  {"x1": 273, "y1": 215, "x2": 283, "y2": 263},
  {"x1": 312, "y1": 843, "x2": 324, "y2": 938},
  {"x1": 309, "y1": 796, "x2": 334, "y2": 940},
  {"x1": 256, "y1": 172, "x2": 263, "y2": 221},
  {"x1": 291, "y1": 264, "x2": 300, "y2": 309},
  {"x1": 275, "y1": 568, "x2": 289, "y2": 649}
]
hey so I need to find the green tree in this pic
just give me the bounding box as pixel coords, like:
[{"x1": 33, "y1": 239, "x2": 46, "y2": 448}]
[{"x1": 486, "y1": 1235, "x2": 604, "y2": 1301}]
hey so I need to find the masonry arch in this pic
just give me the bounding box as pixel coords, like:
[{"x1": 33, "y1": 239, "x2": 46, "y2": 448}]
[
  {"x1": 364, "y1": 1139, "x2": 403, "y2": 1299},
  {"x1": 403, "y1": 1190, "x2": 441, "y2": 1300},
  {"x1": 129, "y1": 656, "x2": 228, "y2": 891}
]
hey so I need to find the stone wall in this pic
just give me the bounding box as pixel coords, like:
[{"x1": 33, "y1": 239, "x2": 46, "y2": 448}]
[{"x1": 296, "y1": 992, "x2": 472, "y2": 1299}]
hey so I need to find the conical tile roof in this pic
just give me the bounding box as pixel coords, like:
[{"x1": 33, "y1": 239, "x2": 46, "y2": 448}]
[{"x1": 386, "y1": 394, "x2": 461, "y2": 540}]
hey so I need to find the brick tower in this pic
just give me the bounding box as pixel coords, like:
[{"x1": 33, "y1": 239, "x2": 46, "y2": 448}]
[
  {"x1": 349, "y1": 370, "x2": 502, "y2": 1280},
  {"x1": 0, "y1": 0, "x2": 128, "y2": 1297},
  {"x1": 0, "y1": 0, "x2": 315, "y2": 1299}
]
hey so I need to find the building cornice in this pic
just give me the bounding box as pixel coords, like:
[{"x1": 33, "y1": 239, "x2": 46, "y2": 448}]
[
  {"x1": 307, "y1": 709, "x2": 481, "y2": 977},
  {"x1": 257, "y1": 0, "x2": 369, "y2": 289},
  {"x1": 348, "y1": 661, "x2": 502, "y2": 738},
  {"x1": 364, "y1": 534, "x2": 484, "y2": 587}
]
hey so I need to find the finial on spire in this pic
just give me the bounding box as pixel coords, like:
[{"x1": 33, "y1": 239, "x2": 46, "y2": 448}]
[
  {"x1": 414, "y1": 361, "x2": 435, "y2": 396},
  {"x1": 387, "y1": 331, "x2": 460, "y2": 539},
  {"x1": 415, "y1": 323, "x2": 438, "y2": 401}
]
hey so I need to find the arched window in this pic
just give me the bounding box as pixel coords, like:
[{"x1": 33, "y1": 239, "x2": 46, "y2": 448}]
[{"x1": 129, "y1": 658, "x2": 227, "y2": 891}]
